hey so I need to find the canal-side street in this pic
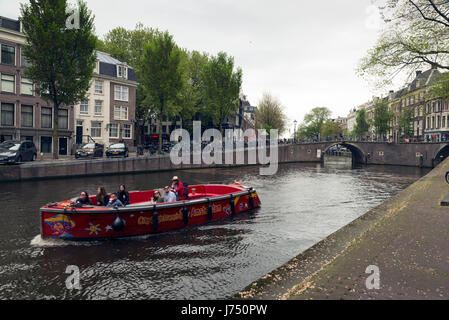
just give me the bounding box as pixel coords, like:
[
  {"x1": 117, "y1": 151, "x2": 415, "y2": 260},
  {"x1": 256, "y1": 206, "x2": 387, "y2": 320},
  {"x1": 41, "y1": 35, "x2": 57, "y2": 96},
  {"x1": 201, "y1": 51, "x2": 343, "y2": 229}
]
[
  {"x1": 0, "y1": 163, "x2": 426, "y2": 299},
  {"x1": 235, "y1": 159, "x2": 449, "y2": 300}
]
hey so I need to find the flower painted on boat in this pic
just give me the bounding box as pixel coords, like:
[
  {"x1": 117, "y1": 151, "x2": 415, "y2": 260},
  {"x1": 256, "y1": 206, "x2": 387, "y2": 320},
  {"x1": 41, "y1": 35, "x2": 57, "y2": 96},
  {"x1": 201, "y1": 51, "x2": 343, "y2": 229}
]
[
  {"x1": 44, "y1": 214, "x2": 76, "y2": 238},
  {"x1": 85, "y1": 223, "x2": 102, "y2": 235}
]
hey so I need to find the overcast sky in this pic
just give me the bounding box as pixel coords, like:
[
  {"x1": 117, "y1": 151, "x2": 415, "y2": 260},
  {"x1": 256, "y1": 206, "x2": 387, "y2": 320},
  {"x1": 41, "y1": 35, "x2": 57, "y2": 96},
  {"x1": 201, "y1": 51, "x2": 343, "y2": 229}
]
[{"x1": 1, "y1": 0, "x2": 391, "y2": 134}]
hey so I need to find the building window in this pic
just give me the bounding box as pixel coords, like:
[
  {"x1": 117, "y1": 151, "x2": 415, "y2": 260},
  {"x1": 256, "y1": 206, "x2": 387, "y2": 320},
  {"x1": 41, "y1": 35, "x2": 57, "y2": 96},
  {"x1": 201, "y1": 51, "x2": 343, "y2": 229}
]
[
  {"x1": 0, "y1": 103, "x2": 14, "y2": 126},
  {"x1": 91, "y1": 121, "x2": 101, "y2": 138},
  {"x1": 1, "y1": 44, "x2": 15, "y2": 65},
  {"x1": 117, "y1": 65, "x2": 128, "y2": 79},
  {"x1": 109, "y1": 123, "x2": 118, "y2": 138},
  {"x1": 80, "y1": 100, "x2": 88, "y2": 115},
  {"x1": 21, "y1": 105, "x2": 33, "y2": 128},
  {"x1": 443, "y1": 116, "x2": 446, "y2": 128},
  {"x1": 123, "y1": 124, "x2": 131, "y2": 139},
  {"x1": 58, "y1": 109, "x2": 68, "y2": 130},
  {"x1": 114, "y1": 106, "x2": 128, "y2": 120},
  {"x1": 41, "y1": 107, "x2": 52, "y2": 128},
  {"x1": 1, "y1": 74, "x2": 15, "y2": 93},
  {"x1": 94, "y1": 100, "x2": 103, "y2": 115},
  {"x1": 21, "y1": 76, "x2": 33, "y2": 95},
  {"x1": 40, "y1": 136, "x2": 52, "y2": 154},
  {"x1": 114, "y1": 85, "x2": 129, "y2": 102},
  {"x1": 94, "y1": 61, "x2": 99, "y2": 74},
  {"x1": 21, "y1": 49, "x2": 31, "y2": 68},
  {"x1": 95, "y1": 80, "x2": 103, "y2": 94}
]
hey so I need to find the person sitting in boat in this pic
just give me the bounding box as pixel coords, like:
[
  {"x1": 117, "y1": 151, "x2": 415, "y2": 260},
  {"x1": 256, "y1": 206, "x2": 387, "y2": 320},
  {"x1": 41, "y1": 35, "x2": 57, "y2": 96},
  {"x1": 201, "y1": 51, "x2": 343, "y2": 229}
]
[
  {"x1": 76, "y1": 191, "x2": 92, "y2": 206},
  {"x1": 171, "y1": 176, "x2": 185, "y2": 200},
  {"x1": 96, "y1": 187, "x2": 109, "y2": 206},
  {"x1": 107, "y1": 193, "x2": 124, "y2": 208},
  {"x1": 163, "y1": 186, "x2": 177, "y2": 203},
  {"x1": 150, "y1": 190, "x2": 164, "y2": 204},
  {"x1": 117, "y1": 185, "x2": 130, "y2": 205}
]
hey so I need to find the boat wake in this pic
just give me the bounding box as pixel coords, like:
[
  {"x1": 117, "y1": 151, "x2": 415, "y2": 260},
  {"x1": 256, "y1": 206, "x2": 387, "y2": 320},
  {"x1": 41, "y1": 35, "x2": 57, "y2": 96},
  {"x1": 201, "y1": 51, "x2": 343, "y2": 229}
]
[{"x1": 30, "y1": 235, "x2": 100, "y2": 247}]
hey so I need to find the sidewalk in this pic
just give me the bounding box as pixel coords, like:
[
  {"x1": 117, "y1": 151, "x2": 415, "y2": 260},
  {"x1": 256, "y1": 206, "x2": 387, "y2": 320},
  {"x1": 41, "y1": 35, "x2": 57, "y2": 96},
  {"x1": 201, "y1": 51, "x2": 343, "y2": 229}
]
[{"x1": 235, "y1": 158, "x2": 449, "y2": 300}]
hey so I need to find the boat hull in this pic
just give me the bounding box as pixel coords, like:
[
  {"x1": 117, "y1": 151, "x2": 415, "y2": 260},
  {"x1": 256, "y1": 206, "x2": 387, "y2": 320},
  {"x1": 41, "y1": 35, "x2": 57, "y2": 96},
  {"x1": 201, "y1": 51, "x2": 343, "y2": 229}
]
[{"x1": 40, "y1": 187, "x2": 261, "y2": 240}]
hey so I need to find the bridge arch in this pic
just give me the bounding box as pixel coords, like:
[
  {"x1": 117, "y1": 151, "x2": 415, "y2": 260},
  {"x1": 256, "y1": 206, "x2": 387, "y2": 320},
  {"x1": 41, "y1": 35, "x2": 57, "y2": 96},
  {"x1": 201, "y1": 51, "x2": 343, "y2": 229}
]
[
  {"x1": 322, "y1": 142, "x2": 366, "y2": 164},
  {"x1": 434, "y1": 144, "x2": 449, "y2": 167}
]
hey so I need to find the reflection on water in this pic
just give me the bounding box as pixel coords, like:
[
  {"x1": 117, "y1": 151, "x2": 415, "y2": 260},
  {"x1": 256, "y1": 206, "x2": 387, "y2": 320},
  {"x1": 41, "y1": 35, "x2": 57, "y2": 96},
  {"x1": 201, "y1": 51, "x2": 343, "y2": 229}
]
[{"x1": 0, "y1": 163, "x2": 429, "y2": 299}]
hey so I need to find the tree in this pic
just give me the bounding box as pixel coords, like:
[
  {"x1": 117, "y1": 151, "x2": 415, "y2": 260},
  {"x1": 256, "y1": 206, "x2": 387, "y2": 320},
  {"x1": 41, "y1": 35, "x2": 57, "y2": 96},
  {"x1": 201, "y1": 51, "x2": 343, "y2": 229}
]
[
  {"x1": 358, "y1": 0, "x2": 449, "y2": 89},
  {"x1": 201, "y1": 52, "x2": 242, "y2": 134},
  {"x1": 254, "y1": 93, "x2": 287, "y2": 135},
  {"x1": 321, "y1": 119, "x2": 343, "y2": 139},
  {"x1": 353, "y1": 109, "x2": 371, "y2": 139},
  {"x1": 299, "y1": 107, "x2": 332, "y2": 139},
  {"x1": 141, "y1": 32, "x2": 183, "y2": 153},
  {"x1": 100, "y1": 24, "x2": 160, "y2": 120},
  {"x1": 398, "y1": 106, "x2": 415, "y2": 138},
  {"x1": 177, "y1": 50, "x2": 209, "y2": 132},
  {"x1": 372, "y1": 99, "x2": 393, "y2": 139},
  {"x1": 21, "y1": 0, "x2": 97, "y2": 159}
]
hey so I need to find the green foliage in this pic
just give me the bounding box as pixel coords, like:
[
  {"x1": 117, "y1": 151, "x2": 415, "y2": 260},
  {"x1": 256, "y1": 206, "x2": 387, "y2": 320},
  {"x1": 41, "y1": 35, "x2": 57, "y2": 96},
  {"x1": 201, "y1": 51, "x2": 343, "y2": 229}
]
[
  {"x1": 298, "y1": 107, "x2": 332, "y2": 139},
  {"x1": 20, "y1": 0, "x2": 96, "y2": 159},
  {"x1": 372, "y1": 99, "x2": 393, "y2": 137},
  {"x1": 321, "y1": 119, "x2": 343, "y2": 139},
  {"x1": 254, "y1": 93, "x2": 287, "y2": 135},
  {"x1": 100, "y1": 24, "x2": 160, "y2": 120},
  {"x1": 353, "y1": 109, "x2": 370, "y2": 138},
  {"x1": 201, "y1": 52, "x2": 242, "y2": 133},
  {"x1": 398, "y1": 107, "x2": 415, "y2": 138},
  {"x1": 176, "y1": 50, "x2": 210, "y2": 130},
  {"x1": 358, "y1": 0, "x2": 449, "y2": 88},
  {"x1": 141, "y1": 31, "x2": 183, "y2": 152}
]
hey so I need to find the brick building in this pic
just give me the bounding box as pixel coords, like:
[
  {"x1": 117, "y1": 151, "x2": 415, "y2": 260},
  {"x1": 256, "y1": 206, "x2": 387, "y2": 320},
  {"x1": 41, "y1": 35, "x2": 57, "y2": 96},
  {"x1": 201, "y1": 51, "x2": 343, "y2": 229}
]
[{"x1": 0, "y1": 16, "x2": 74, "y2": 155}]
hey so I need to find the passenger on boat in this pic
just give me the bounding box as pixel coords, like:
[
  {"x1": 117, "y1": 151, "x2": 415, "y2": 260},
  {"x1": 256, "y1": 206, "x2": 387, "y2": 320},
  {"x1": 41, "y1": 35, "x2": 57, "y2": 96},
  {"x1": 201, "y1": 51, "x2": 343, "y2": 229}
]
[
  {"x1": 171, "y1": 176, "x2": 185, "y2": 200},
  {"x1": 117, "y1": 185, "x2": 130, "y2": 205},
  {"x1": 107, "y1": 193, "x2": 124, "y2": 208},
  {"x1": 150, "y1": 190, "x2": 164, "y2": 204},
  {"x1": 96, "y1": 187, "x2": 109, "y2": 206},
  {"x1": 76, "y1": 191, "x2": 92, "y2": 206},
  {"x1": 163, "y1": 186, "x2": 177, "y2": 203}
]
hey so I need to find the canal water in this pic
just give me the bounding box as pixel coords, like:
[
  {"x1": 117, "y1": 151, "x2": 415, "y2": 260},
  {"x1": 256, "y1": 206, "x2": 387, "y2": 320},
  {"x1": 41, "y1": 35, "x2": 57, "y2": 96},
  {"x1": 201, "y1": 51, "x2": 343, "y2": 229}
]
[{"x1": 0, "y1": 163, "x2": 429, "y2": 299}]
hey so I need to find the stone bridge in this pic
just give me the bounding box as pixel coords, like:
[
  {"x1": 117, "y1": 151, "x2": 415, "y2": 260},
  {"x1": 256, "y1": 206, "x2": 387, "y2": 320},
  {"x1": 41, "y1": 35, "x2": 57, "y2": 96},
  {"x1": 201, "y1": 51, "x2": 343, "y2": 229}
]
[{"x1": 281, "y1": 141, "x2": 449, "y2": 168}]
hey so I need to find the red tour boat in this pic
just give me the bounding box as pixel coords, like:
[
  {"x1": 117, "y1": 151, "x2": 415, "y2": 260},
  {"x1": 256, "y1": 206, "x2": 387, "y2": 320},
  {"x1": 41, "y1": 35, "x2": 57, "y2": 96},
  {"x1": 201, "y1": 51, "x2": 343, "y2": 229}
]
[{"x1": 40, "y1": 183, "x2": 261, "y2": 240}]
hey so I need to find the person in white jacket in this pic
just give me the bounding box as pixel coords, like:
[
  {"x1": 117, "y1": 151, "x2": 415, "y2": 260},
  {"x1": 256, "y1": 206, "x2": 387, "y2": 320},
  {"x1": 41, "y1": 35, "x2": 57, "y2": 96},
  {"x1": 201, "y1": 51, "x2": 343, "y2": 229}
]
[{"x1": 163, "y1": 186, "x2": 177, "y2": 203}]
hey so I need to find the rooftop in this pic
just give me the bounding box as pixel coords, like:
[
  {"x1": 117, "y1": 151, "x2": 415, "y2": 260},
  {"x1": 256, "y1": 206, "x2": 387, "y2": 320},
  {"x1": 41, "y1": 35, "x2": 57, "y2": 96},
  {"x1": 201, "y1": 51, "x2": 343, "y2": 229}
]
[
  {"x1": 0, "y1": 16, "x2": 20, "y2": 32},
  {"x1": 96, "y1": 51, "x2": 130, "y2": 67}
]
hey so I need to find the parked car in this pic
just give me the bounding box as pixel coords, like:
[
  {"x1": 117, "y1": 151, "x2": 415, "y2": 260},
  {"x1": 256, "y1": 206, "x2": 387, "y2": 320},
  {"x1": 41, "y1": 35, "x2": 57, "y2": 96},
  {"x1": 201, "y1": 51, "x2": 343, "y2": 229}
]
[
  {"x1": 106, "y1": 143, "x2": 129, "y2": 158},
  {"x1": 75, "y1": 143, "x2": 104, "y2": 159},
  {"x1": 0, "y1": 141, "x2": 37, "y2": 164}
]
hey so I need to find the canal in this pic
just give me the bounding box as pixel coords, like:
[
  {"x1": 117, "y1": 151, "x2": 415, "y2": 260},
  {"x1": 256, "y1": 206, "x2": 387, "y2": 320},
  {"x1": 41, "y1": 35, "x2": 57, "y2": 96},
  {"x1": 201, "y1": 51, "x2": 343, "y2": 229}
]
[{"x1": 0, "y1": 163, "x2": 429, "y2": 299}]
